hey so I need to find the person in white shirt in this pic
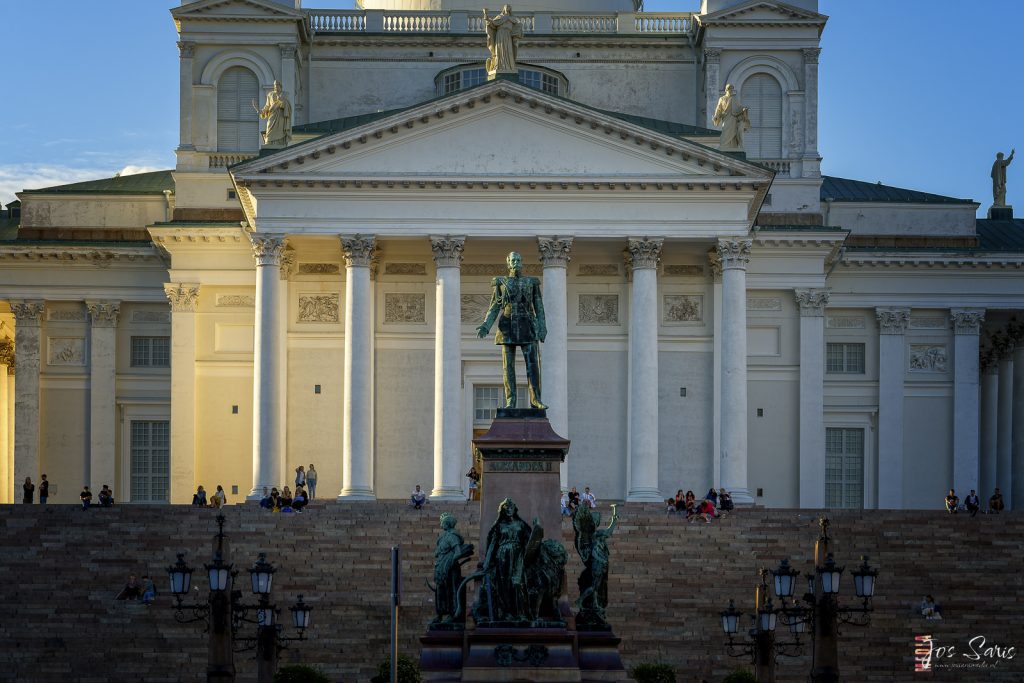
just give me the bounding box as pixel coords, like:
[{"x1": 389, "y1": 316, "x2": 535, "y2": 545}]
[
  {"x1": 560, "y1": 492, "x2": 571, "y2": 516},
  {"x1": 582, "y1": 487, "x2": 596, "y2": 509},
  {"x1": 410, "y1": 484, "x2": 427, "y2": 509}
]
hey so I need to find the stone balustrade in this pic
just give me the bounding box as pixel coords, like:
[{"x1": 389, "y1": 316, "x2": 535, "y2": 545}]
[
  {"x1": 207, "y1": 152, "x2": 258, "y2": 169},
  {"x1": 308, "y1": 9, "x2": 694, "y2": 35}
]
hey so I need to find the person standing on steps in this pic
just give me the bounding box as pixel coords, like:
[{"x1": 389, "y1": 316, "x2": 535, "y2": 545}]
[
  {"x1": 23, "y1": 477, "x2": 35, "y2": 504},
  {"x1": 39, "y1": 474, "x2": 49, "y2": 504},
  {"x1": 306, "y1": 464, "x2": 317, "y2": 500}
]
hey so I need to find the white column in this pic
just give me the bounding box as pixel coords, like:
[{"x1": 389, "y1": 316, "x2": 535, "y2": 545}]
[
  {"x1": 278, "y1": 252, "x2": 294, "y2": 493},
  {"x1": 430, "y1": 236, "x2": 466, "y2": 500},
  {"x1": 86, "y1": 301, "x2": 120, "y2": 493},
  {"x1": 339, "y1": 235, "x2": 376, "y2": 500},
  {"x1": 709, "y1": 250, "x2": 723, "y2": 488},
  {"x1": 703, "y1": 48, "x2": 721, "y2": 129},
  {"x1": 1013, "y1": 345, "x2": 1024, "y2": 509},
  {"x1": 719, "y1": 240, "x2": 753, "y2": 504},
  {"x1": 876, "y1": 308, "x2": 910, "y2": 509},
  {"x1": 248, "y1": 235, "x2": 285, "y2": 499},
  {"x1": 951, "y1": 309, "x2": 984, "y2": 495},
  {"x1": 996, "y1": 350, "x2": 1014, "y2": 509},
  {"x1": 176, "y1": 41, "x2": 195, "y2": 150},
  {"x1": 6, "y1": 367, "x2": 13, "y2": 503},
  {"x1": 165, "y1": 284, "x2": 200, "y2": 503},
  {"x1": 802, "y1": 47, "x2": 821, "y2": 175},
  {"x1": 278, "y1": 44, "x2": 298, "y2": 126},
  {"x1": 626, "y1": 238, "x2": 663, "y2": 502},
  {"x1": 11, "y1": 301, "x2": 44, "y2": 497},
  {"x1": 538, "y1": 237, "x2": 572, "y2": 489},
  {"x1": 980, "y1": 364, "x2": 999, "y2": 500},
  {"x1": 0, "y1": 341, "x2": 10, "y2": 503},
  {"x1": 796, "y1": 289, "x2": 829, "y2": 508}
]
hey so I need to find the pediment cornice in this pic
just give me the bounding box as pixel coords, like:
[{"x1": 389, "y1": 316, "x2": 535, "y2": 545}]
[
  {"x1": 172, "y1": 0, "x2": 306, "y2": 25},
  {"x1": 699, "y1": 0, "x2": 827, "y2": 28}
]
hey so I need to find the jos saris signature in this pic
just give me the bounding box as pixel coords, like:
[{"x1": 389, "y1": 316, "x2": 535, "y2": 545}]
[{"x1": 915, "y1": 634, "x2": 1017, "y2": 672}]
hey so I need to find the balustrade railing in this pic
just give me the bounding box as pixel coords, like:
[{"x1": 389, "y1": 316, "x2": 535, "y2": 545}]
[
  {"x1": 208, "y1": 153, "x2": 257, "y2": 169},
  {"x1": 308, "y1": 9, "x2": 691, "y2": 35},
  {"x1": 757, "y1": 159, "x2": 792, "y2": 174}
]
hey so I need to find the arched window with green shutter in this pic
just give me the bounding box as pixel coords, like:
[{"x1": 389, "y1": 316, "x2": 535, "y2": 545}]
[
  {"x1": 217, "y1": 66, "x2": 260, "y2": 152},
  {"x1": 742, "y1": 73, "x2": 782, "y2": 159}
]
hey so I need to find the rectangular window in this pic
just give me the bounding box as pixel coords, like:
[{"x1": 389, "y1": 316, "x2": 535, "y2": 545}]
[
  {"x1": 541, "y1": 73, "x2": 559, "y2": 96},
  {"x1": 473, "y1": 385, "x2": 529, "y2": 424},
  {"x1": 826, "y1": 342, "x2": 865, "y2": 374},
  {"x1": 131, "y1": 336, "x2": 170, "y2": 368},
  {"x1": 443, "y1": 72, "x2": 461, "y2": 95},
  {"x1": 462, "y1": 68, "x2": 486, "y2": 89},
  {"x1": 131, "y1": 420, "x2": 170, "y2": 502},
  {"x1": 825, "y1": 427, "x2": 864, "y2": 509}
]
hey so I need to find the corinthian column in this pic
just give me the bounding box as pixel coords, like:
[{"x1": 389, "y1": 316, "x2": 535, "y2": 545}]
[
  {"x1": 430, "y1": 236, "x2": 466, "y2": 500},
  {"x1": 718, "y1": 240, "x2": 752, "y2": 504},
  {"x1": 876, "y1": 307, "x2": 910, "y2": 509},
  {"x1": 996, "y1": 348, "x2": 1014, "y2": 509},
  {"x1": 86, "y1": 300, "x2": 120, "y2": 493},
  {"x1": 339, "y1": 235, "x2": 376, "y2": 500},
  {"x1": 795, "y1": 289, "x2": 829, "y2": 508},
  {"x1": 538, "y1": 236, "x2": 572, "y2": 488},
  {"x1": 0, "y1": 340, "x2": 12, "y2": 503},
  {"x1": 626, "y1": 238, "x2": 663, "y2": 502},
  {"x1": 11, "y1": 301, "x2": 44, "y2": 497},
  {"x1": 165, "y1": 284, "x2": 200, "y2": 502},
  {"x1": 249, "y1": 235, "x2": 286, "y2": 499},
  {"x1": 980, "y1": 361, "x2": 999, "y2": 502},
  {"x1": 951, "y1": 309, "x2": 984, "y2": 495}
]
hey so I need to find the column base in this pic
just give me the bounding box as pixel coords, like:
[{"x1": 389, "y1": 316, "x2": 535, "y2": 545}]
[
  {"x1": 247, "y1": 486, "x2": 274, "y2": 501},
  {"x1": 337, "y1": 488, "x2": 376, "y2": 501},
  {"x1": 430, "y1": 488, "x2": 466, "y2": 501},
  {"x1": 726, "y1": 487, "x2": 755, "y2": 505},
  {"x1": 626, "y1": 488, "x2": 663, "y2": 503}
]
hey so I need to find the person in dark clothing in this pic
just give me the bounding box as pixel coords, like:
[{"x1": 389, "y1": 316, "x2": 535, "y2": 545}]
[
  {"x1": 80, "y1": 486, "x2": 92, "y2": 510},
  {"x1": 23, "y1": 477, "x2": 35, "y2": 504},
  {"x1": 98, "y1": 485, "x2": 114, "y2": 507},
  {"x1": 964, "y1": 490, "x2": 980, "y2": 517},
  {"x1": 39, "y1": 475, "x2": 49, "y2": 504}
]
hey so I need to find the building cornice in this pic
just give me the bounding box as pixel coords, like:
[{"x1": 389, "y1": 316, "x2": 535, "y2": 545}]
[
  {"x1": 0, "y1": 244, "x2": 162, "y2": 266},
  {"x1": 840, "y1": 253, "x2": 1024, "y2": 270}
]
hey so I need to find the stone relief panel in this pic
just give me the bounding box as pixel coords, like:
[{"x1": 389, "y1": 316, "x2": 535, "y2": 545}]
[
  {"x1": 662, "y1": 295, "x2": 703, "y2": 324},
  {"x1": 463, "y1": 263, "x2": 541, "y2": 277},
  {"x1": 747, "y1": 297, "x2": 782, "y2": 311},
  {"x1": 298, "y1": 263, "x2": 341, "y2": 275},
  {"x1": 47, "y1": 337, "x2": 86, "y2": 366},
  {"x1": 578, "y1": 264, "x2": 619, "y2": 277},
  {"x1": 461, "y1": 294, "x2": 491, "y2": 324},
  {"x1": 384, "y1": 263, "x2": 427, "y2": 276},
  {"x1": 47, "y1": 309, "x2": 86, "y2": 322},
  {"x1": 297, "y1": 294, "x2": 340, "y2": 324},
  {"x1": 827, "y1": 316, "x2": 865, "y2": 329},
  {"x1": 216, "y1": 294, "x2": 255, "y2": 308},
  {"x1": 663, "y1": 264, "x2": 704, "y2": 277},
  {"x1": 910, "y1": 317, "x2": 946, "y2": 330},
  {"x1": 131, "y1": 311, "x2": 171, "y2": 323},
  {"x1": 384, "y1": 293, "x2": 426, "y2": 324},
  {"x1": 578, "y1": 294, "x2": 619, "y2": 326},
  {"x1": 909, "y1": 344, "x2": 948, "y2": 373}
]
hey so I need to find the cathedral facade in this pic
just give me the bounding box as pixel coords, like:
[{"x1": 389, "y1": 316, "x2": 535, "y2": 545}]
[{"x1": 1, "y1": 0, "x2": 1021, "y2": 510}]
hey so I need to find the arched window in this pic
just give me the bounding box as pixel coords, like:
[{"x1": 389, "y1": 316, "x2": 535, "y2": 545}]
[
  {"x1": 742, "y1": 74, "x2": 782, "y2": 159},
  {"x1": 217, "y1": 67, "x2": 260, "y2": 152},
  {"x1": 434, "y1": 63, "x2": 568, "y2": 97}
]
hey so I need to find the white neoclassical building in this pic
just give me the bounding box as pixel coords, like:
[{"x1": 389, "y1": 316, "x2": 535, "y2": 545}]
[{"x1": 1, "y1": 0, "x2": 1022, "y2": 510}]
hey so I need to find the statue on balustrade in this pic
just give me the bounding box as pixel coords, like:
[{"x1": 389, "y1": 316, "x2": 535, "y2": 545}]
[
  {"x1": 712, "y1": 83, "x2": 750, "y2": 153},
  {"x1": 992, "y1": 149, "x2": 1015, "y2": 207},
  {"x1": 477, "y1": 251, "x2": 547, "y2": 409},
  {"x1": 484, "y1": 5, "x2": 524, "y2": 79},
  {"x1": 253, "y1": 80, "x2": 292, "y2": 147},
  {"x1": 428, "y1": 513, "x2": 475, "y2": 628},
  {"x1": 573, "y1": 503, "x2": 619, "y2": 629}
]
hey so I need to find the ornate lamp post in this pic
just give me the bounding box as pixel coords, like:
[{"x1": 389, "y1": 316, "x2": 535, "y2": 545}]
[
  {"x1": 166, "y1": 515, "x2": 313, "y2": 683},
  {"x1": 721, "y1": 570, "x2": 804, "y2": 683}
]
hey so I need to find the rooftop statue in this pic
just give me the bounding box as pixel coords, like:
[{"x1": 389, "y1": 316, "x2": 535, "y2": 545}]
[
  {"x1": 477, "y1": 252, "x2": 548, "y2": 409},
  {"x1": 484, "y1": 5, "x2": 524, "y2": 79},
  {"x1": 992, "y1": 149, "x2": 1015, "y2": 207},
  {"x1": 573, "y1": 503, "x2": 619, "y2": 629},
  {"x1": 254, "y1": 80, "x2": 292, "y2": 147},
  {"x1": 712, "y1": 84, "x2": 750, "y2": 153},
  {"x1": 428, "y1": 513, "x2": 475, "y2": 628}
]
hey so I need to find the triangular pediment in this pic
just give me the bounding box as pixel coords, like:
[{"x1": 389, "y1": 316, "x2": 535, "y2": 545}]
[
  {"x1": 700, "y1": 0, "x2": 827, "y2": 26},
  {"x1": 172, "y1": 0, "x2": 305, "y2": 21},
  {"x1": 233, "y1": 81, "x2": 771, "y2": 182}
]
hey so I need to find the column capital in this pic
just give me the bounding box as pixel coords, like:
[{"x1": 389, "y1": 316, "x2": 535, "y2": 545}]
[
  {"x1": 10, "y1": 301, "x2": 44, "y2": 325},
  {"x1": 164, "y1": 283, "x2": 201, "y2": 313},
  {"x1": 717, "y1": 239, "x2": 752, "y2": 271},
  {"x1": 340, "y1": 235, "x2": 376, "y2": 268},
  {"x1": 950, "y1": 308, "x2": 985, "y2": 335},
  {"x1": 794, "y1": 288, "x2": 830, "y2": 317},
  {"x1": 627, "y1": 237, "x2": 664, "y2": 270},
  {"x1": 704, "y1": 47, "x2": 722, "y2": 64},
  {"x1": 802, "y1": 47, "x2": 822, "y2": 64},
  {"x1": 279, "y1": 249, "x2": 297, "y2": 280},
  {"x1": 278, "y1": 43, "x2": 297, "y2": 59},
  {"x1": 249, "y1": 233, "x2": 286, "y2": 266},
  {"x1": 875, "y1": 307, "x2": 910, "y2": 335},
  {"x1": 430, "y1": 235, "x2": 466, "y2": 268},
  {"x1": 85, "y1": 300, "x2": 121, "y2": 328},
  {"x1": 0, "y1": 339, "x2": 14, "y2": 369},
  {"x1": 537, "y1": 236, "x2": 573, "y2": 268},
  {"x1": 177, "y1": 40, "x2": 195, "y2": 58},
  {"x1": 706, "y1": 248, "x2": 723, "y2": 280}
]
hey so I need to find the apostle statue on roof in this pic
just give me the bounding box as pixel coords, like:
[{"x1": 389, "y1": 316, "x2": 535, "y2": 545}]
[
  {"x1": 991, "y1": 149, "x2": 1015, "y2": 207},
  {"x1": 254, "y1": 80, "x2": 292, "y2": 148},
  {"x1": 712, "y1": 83, "x2": 750, "y2": 153},
  {"x1": 484, "y1": 5, "x2": 524, "y2": 80}
]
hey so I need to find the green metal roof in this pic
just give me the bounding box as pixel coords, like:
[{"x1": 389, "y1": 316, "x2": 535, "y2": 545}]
[
  {"x1": 21, "y1": 170, "x2": 175, "y2": 196},
  {"x1": 976, "y1": 219, "x2": 1024, "y2": 251},
  {"x1": 821, "y1": 175, "x2": 974, "y2": 205}
]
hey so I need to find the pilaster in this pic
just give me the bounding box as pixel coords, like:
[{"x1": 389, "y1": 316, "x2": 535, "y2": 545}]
[
  {"x1": 980, "y1": 364, "x2": 999, "y2": 503},
  {"x1": 11, "y1": 301, "x2": 44, "y2": 497},
  {"x1": 802, "y1": 47, "x2": 821, "y2": 173},
  {"x1": 1012, "y1": 344, "x2": 1024, "y2": 509},
  {"x1": 626, "y1": 237, "x2": 663, "y2": 502},
  {"x1": 165, "y1": 283, "x2": 200, "y2": 503},
  {"x1": 718, "y1": 239, "x2": 752, "y2": 504},
  {"x1": 537, "y1": 236, "x2": 572, "y2": 489},
  {"x1": 177, "y1": 41, "x2": 195, "y2": 151},
  {"x1": 430, "y1": 235, "x2": 466, "y2": 500},
  {"x1": 795, "y1": 289, "x2": 829, "y2": 507},
  {"x1": 708, "y1": 249, "x2": 723, "y2": 489},
  {"x1": 86, "y1": 300, "x2": 121, "y2": 493},
  {"x1": 704, "y1": 48, "x2": 722, "y2": 130},
  {"x1": 876, "y1": 307, "x2": 910, "y2": 508},
  {"x1": 950, "y1": 309, "x2": 984, "y2": 495}
]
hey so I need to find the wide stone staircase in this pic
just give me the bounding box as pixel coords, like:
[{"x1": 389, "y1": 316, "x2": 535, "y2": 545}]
[{"x1": 1, "y1": 502, "x2": 1021, "y2": 682}]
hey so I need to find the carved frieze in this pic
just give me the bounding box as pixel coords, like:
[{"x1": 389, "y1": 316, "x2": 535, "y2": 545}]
[
  {"x1": 748, "y1": 297, "x2": 782, "y2": 311},
  {"x1": 663, "y1": 264, "x2": 704, "y2": 277},
  {"x1": 910, "y1": 317, "x2": 946, "y2": 330},
  {"x1": 47, "y1": 308, "x2": 86, "y2": 322},
  {"x1": 578, "y1": 264, "x2": 619, "y2": 277},
  {"x1": 537, "y1": 237, "x2": 573, "y2": 268},
  {"x1": 131, "y1": 311, "x2": 171, "y2": 323},
  {"x1": 385, "y1": 262, "x2": 427, "y2": 276},
  {"x1": 384, "y1": 293, "x2": 426, "y2": 324},
  {"x1": 663, "y1": 295, "x2": 703, "y2": 323},
  {"x1": 462, "y1": 263, "x2": 541, "y2": 276},
  {"x1": 47, "y1": 337, "x2": 86, "y2": 366},
  {"x1": 461, "y1": 294, "x2": 492, "y2": 323},
  {"x1": 827, "y1": 316, "x2": 865, "y2": 329},
  {"x1": 216, "y1": 295, "x2": 256, "y2": 308},
  {"x1": 297, "y1": 294, "x2": 340, "y2": 323},
  {"x1": 909, "y1": 345, "x2": 948, "y2": 373},
  {"x1": 298, "y1": 263, "x2": 341, "y2": 275},
  {"x1": 578, "y1": 294, "x2": 619, "y2": 325}
]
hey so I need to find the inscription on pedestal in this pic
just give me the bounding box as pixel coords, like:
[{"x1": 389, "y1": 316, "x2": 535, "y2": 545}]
[{"x1": 486, "y1": 460, "x2": 554, "y2": 473}]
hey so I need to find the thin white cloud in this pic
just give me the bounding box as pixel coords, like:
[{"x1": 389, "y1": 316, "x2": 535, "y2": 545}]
[{"x1": 118, "y1": 165, "x2": 163, "y2": 176}]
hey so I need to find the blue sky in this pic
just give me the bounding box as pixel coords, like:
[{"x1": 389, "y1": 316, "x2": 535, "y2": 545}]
[{"x1": 1, "y1": 0, "x2": 1021, "y2": 214}]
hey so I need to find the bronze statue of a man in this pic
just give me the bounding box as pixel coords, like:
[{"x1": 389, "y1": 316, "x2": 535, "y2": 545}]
[{"x1": 477, "y1": 251, "x2": 547, "y2": 409}]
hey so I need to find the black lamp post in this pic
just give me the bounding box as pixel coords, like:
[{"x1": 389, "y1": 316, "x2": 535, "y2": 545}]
[
  {"x1": 166, "y1": 515, "x2": 313, "y2": 683},
  {"x1": 721, "y1": 570, "x2": 804, "y2": 683}
]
